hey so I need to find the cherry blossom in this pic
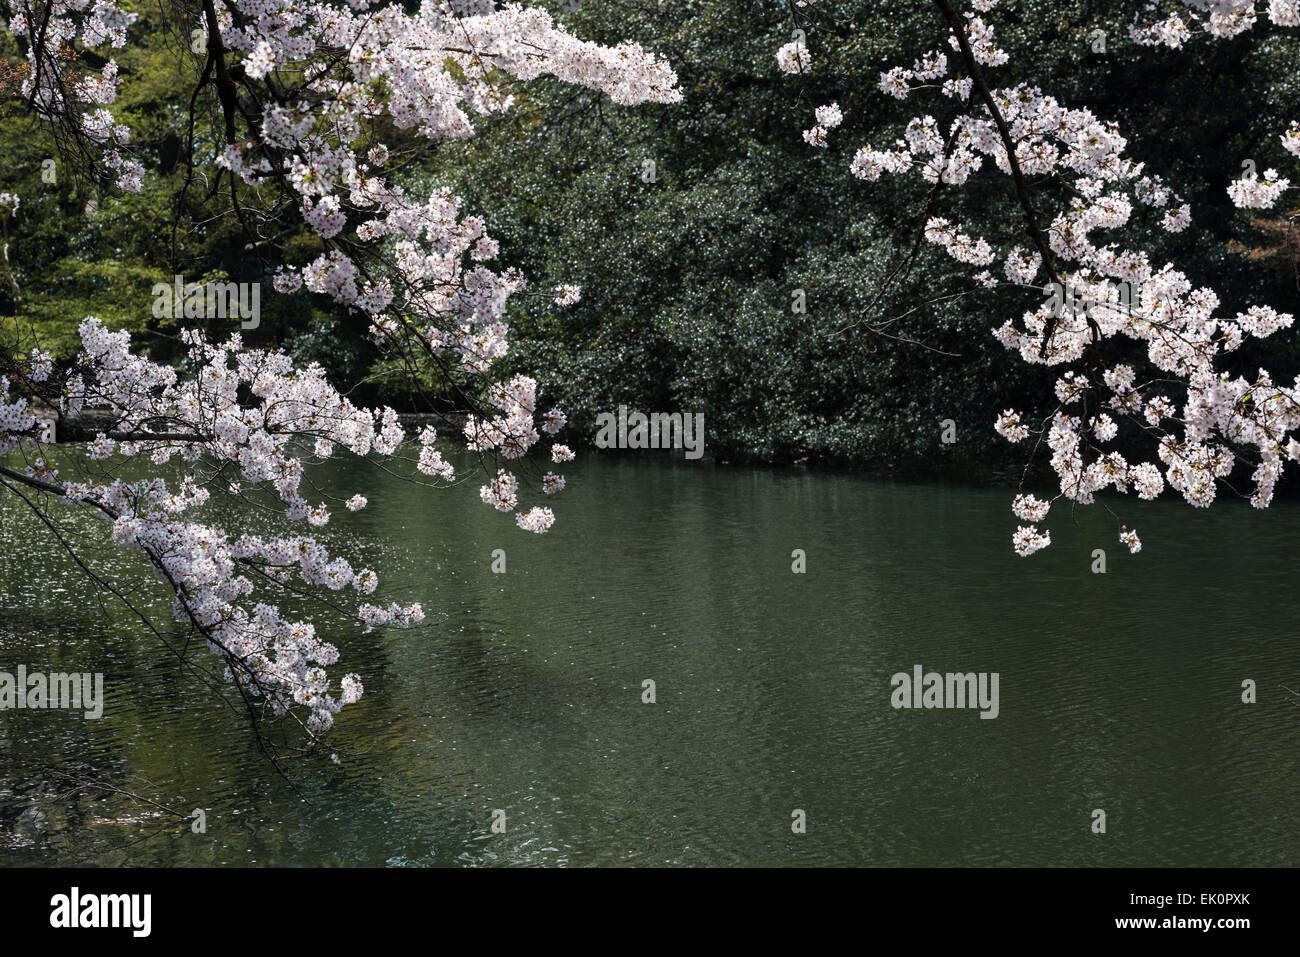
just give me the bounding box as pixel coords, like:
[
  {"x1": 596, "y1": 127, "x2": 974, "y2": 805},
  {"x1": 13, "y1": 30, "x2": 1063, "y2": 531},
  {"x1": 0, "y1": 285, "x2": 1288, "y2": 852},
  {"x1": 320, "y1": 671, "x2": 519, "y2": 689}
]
[
  {"x1": 0, "y1": 1, "x2": 680, "y2": 754},
  {"x1": 779, "y1": 0, "x2": 1300, "y2": 556}
]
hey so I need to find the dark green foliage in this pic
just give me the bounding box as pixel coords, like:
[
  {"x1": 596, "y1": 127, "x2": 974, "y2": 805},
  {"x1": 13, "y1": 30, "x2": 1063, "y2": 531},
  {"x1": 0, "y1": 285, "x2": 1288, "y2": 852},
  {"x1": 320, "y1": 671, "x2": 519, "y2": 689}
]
[
  {"x1": 435, "y1": 0, "x2": 1299, "y2": 475},
  {"x1": 2, "y1": 0, "x2": 1297, "y2": 479}
]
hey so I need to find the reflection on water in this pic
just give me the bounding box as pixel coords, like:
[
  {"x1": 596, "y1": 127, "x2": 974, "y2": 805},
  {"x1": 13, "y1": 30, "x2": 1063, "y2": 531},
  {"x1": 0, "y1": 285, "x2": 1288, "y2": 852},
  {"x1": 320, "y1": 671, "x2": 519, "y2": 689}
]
[{"x1": 1, "y1": 448, "x2": 1297, "y2": 866}]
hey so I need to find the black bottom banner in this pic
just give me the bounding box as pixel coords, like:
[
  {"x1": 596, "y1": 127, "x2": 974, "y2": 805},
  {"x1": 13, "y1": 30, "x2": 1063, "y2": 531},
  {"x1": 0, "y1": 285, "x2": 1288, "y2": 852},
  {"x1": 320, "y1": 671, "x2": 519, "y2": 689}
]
[{"x1": 0, "y1": 866, "x2": 1276, "y2": 943}]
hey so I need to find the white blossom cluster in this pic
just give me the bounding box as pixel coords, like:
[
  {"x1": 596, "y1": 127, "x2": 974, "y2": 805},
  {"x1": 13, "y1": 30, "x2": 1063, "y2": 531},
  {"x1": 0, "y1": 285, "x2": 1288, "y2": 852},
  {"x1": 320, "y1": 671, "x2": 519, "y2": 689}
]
[
  {"x1": 0, "y1": 319, "x2": 454, "y2": 733},
  {"x1": 0, "y1": 4, "x2": 681, "y2": 742},
  {"x1": 780, "y1": 0, "x2": 1300, "y2": 556}
]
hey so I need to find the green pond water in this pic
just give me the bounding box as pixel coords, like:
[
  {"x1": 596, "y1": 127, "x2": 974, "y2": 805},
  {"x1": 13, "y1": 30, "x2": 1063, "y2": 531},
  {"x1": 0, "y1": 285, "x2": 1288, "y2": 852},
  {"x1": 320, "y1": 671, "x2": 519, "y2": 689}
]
[{"x1": 0, "y1": 447, "x2": 1297, "y2": 866}]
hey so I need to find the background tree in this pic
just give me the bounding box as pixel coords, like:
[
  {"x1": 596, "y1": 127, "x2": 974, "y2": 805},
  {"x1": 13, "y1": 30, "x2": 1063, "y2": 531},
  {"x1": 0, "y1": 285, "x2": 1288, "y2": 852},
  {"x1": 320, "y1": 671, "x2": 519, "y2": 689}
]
[{"x1": 427, "y1": 0, "x2": 1298, "y2": 477}]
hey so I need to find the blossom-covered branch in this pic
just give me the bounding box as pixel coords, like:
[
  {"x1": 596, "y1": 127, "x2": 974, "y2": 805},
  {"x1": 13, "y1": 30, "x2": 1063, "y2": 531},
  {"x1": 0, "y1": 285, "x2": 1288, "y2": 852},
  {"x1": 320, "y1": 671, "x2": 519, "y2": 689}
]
[
  {"x1": 781, "y1": 0, "x2": 1299, "y2": 557},
  {"x1": 0, "y1": 1, "x2": 679, "y2": 757}
]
